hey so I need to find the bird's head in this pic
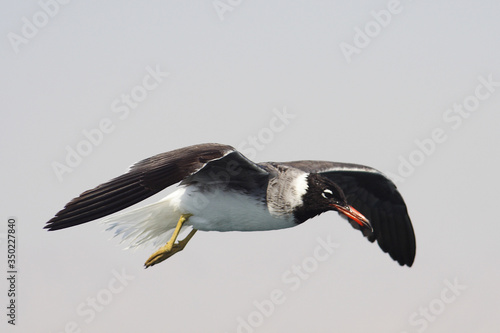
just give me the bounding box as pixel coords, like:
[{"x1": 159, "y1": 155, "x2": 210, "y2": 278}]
[{"x1": 295, "y1": 173, "x2": 372, "y2": 231}]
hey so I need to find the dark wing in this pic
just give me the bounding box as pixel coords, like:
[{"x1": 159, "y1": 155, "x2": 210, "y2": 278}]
[
  {"x1": 180, "y1": 149, "x2": 269, "y2": 192},
  {"x1": 280, "y1": 160, "x2": 416, "y2": 267},
  {"x1": 45, "y1": 143, "x2": 268, "y2": 231}
]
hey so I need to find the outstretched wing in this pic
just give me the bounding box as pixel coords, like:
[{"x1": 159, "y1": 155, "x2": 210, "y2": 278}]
[
  {"x1": 280, "y1": 160, "x2": 416, "y2": 267},
  {"x1": 45, "y1": 143, "x2": 268, "y2": 231}
]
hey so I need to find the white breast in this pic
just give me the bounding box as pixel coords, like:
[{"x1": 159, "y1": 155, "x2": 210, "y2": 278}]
[{"x1": 168, "y1": 186, "x2": 298, "y2": 232}]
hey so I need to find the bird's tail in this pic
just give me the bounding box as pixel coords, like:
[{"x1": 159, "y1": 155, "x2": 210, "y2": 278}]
[{"x1": 101, "y1": 197, "x2": 188, "y2": 249}]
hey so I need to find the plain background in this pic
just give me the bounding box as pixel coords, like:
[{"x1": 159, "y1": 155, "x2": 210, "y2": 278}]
[{"x1": 2, "y1": 1, "x2": 499, "y2": 332}]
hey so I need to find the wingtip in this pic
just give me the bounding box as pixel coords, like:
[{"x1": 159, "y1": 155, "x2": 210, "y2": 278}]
[
  {"x1": 402, "y1": 257, "x2": 414, "y2": 267},
  {"x1": 403, "y1": 259, "x2": 415, "y2": 267},
  {"x1": 396, "y1": 247, "x2": 416, "y2": 267},
  {"x1": 43, "y1": 216, "x2": 64, "y2": 231},
  {"x1": 406, "y1": 250, "x2": 416, "y2": 267},
  {"x1": 43, "y1": 222, "x2": 60, "y2": 231},
  {"x1": 43, "y1": 219, "x2": 56, "y2": 231},
  {"x1": 44, "y1": 224, "x2": 60, "y2": 231}
]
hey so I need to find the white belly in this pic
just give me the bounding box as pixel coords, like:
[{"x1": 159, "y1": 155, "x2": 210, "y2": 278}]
[{"x1": 163, "y1": 186, "x2": 297, "y2": 232}]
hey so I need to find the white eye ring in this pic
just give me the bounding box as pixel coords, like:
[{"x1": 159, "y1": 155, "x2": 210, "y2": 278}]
[{"x1": 322, "y1": 189, "x2": 333, "y2": 199}]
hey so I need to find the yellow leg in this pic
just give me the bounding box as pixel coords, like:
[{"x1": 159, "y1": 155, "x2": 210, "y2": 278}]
[{"x1": 144, "y1": 214, "x2": 196, "y2": 268}]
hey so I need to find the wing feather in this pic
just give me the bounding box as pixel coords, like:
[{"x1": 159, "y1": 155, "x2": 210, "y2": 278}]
[{"x1": 45, "y1": 143, "x2": 236, "y2": 230}]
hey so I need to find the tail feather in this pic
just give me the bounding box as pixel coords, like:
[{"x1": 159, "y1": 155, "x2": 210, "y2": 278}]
[{"x1": 102, "y1": 199, "x2": 184, "y2": 249}]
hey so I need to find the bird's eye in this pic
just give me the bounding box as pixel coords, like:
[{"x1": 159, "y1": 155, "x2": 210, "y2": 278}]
[{"x1": 322, "y1": 189, "x2": 334, "y2": 199}]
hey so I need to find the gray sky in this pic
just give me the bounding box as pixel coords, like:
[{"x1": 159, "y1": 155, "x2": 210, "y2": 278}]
[{"x1": 1, "y1": 1, "x2": 499, "y2": 332}]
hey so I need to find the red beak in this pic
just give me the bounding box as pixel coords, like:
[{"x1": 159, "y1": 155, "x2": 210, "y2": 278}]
[{"x1": 333, "y1": 204, "x2": 372, "y2": 231}]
